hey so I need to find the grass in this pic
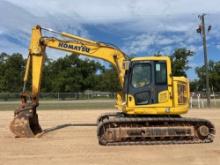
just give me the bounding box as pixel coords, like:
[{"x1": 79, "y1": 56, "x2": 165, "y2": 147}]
[
  {"x1": 0, "y1": 100, "x2": 115, "y2": 111},
  {"x1": 1, "y1": 99, "x2": 220, "y2": 111}
]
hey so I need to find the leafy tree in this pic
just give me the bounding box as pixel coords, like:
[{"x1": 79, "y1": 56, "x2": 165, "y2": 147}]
[
  {"x1": 195, "y1": 60, "x2": 220, "y2": 91},
  {"x1": 171, "y1": 48, "x2": 194, "y2": 77},
  {"x1": 0, "y1": 53, "x2": 24, "y2": 92},
  {"x1": 40, "y1": 55, "x2": 53, "y2": 92},
  {"x1": 190, "y1": 80, "x2": 200, "y2": 92},
  {"x1": 41, "y1": 55, "x2": 104, "y2": 92},
  {"x1": 95, "y1": 66, "x2": 121, "y2": 92}
]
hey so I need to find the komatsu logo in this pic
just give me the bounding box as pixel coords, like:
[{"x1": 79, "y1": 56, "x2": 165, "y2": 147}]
[{"x1": 58, "y1": 42, "x2": 90, "y2": 53}]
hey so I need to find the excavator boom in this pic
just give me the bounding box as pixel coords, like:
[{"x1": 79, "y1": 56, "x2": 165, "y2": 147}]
[{"x1": 26, "y1": 25, "x2": 127, "y2": 97}]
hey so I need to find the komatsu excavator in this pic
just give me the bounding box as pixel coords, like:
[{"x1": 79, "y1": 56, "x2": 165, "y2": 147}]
[{"x1": 10, "y1": 25, "x2": 215, "y2": 145}]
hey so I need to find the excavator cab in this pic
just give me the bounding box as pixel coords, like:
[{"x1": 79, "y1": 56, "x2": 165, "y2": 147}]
[{"x1": 126, "y1": 60, "x2": 168, "y2": 106}]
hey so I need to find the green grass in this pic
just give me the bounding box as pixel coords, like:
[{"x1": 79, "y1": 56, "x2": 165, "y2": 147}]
[
  {"x1": 0, "y1": 100, "x2": 115, "y2": 111},
  {"x1": 1, "y1": 99, "x2": 220, "y2": 111}
]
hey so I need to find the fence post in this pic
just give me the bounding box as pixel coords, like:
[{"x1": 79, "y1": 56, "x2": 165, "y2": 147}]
[
  {"x1": 197, "y1": 93, "x2": 201, "y2": 109},
  {"x1": 201, "y1": 99, "x2": 204, "y2": 108},
  {"x1": 190, "y1": 96, "x2": 193, "y2": 109}
]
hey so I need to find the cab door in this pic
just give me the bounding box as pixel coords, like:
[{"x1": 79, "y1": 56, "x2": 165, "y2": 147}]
[{"x1": 127, "y1": 61, "x2": 168, "y2": 105}]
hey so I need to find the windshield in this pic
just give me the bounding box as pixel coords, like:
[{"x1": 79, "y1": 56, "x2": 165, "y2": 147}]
[{"x1": 131, "y1": 63, "x2": 151, "y2": 88}]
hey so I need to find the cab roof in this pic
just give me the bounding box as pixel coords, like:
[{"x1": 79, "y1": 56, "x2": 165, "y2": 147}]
[{"x1": 131, "y1": 55, "x2": 171, "y2": 62}]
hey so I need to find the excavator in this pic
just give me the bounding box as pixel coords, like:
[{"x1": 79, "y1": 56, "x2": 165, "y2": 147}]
[{"x1": 10, "y1": 25, "x2": 215, "y2": 145}]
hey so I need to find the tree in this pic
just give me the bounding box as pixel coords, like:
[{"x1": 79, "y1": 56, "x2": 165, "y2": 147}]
[
  {"x1": 195, "y1": 60, "x2": 220, "y2": 91},
  {"x1": 190, "y1": 80, "x2": 200, "y2": 92},
  {"x1": 41, "y1": 55, "x2": 104, "y2": 92},
  {"x1": 95, "y1": 66, "x2": 121, "y2": 92},
  {"x1": 171, "y1": 48, "x2": 194, "y2": 77},
  {"x1": 0, "y1": 53, "x2": 25, "y2": 92}
]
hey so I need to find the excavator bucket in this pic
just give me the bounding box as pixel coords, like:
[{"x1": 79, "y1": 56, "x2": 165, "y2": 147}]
[{"x1": 10, "y1": 97, "x2": 42, "y2": 138}]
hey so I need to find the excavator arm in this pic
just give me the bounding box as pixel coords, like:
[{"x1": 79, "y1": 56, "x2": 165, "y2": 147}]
[
  {"x1": 10, "y1": 25, "x2": 128, "y2": 137},
  {"x1": 25, "y1": 25, "x2": 127, "y2": 98}
]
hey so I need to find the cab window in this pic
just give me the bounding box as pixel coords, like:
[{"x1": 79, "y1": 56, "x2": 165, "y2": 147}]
[
  {"x1": 131, "y1": 63, "x2": 151, "y2": 88},
  {"x1": 155, "y1": 62, "x2": 167, "y2": 84}
]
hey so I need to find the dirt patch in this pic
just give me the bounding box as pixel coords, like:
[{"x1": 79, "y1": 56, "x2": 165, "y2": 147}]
[{"x1": 0, "y1": 109, "x2": 220, "y2": 165}]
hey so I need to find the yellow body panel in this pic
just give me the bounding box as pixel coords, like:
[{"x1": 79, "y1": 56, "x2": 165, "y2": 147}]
[
  {"x1": 121, "y1": 76, "x2": 189, "y2": 115},
  {"x1": 158, "y1": 90, "x2": 169, "y2": 103}
]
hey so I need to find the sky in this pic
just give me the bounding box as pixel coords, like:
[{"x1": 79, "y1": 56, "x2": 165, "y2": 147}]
[{"x1": 1, "y1": 0, "x2": 220, "y2": 79}]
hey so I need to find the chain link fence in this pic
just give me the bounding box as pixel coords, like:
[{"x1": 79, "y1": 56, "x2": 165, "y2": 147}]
[
  {"x1": 0, "y1": 91, "x2": 115, "y2": 101},
  {"x1": 190, "y1": 92, "x2": 220, "y2": 108}
]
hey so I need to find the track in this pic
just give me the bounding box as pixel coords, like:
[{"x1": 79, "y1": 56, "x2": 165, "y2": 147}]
[{"x1": 97, "y1": 112, "x2": 215, "y2": 146}]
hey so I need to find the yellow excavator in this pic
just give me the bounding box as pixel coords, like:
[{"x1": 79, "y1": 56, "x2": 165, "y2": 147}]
[{"x1": 10, "y1": 25, "x2": 215, "y2": 145}]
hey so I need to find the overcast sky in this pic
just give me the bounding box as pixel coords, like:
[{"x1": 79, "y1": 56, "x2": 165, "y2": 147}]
[{"x1": 1, "y1": 0, "x2": 220, "y2": 79}]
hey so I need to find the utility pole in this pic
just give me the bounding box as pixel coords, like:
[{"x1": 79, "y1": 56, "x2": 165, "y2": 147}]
[{"x1": 197, "y1": 14, "x2": 211, "y2": 107}]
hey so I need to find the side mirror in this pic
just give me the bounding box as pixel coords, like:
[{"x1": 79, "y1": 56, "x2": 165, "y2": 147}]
[{"x1": 123, "y1": 60, "x2": 130, "y2": 71}]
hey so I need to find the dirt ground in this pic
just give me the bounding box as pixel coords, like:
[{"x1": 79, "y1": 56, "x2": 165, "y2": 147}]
[{"x1": 0, "y1": 109, "x2": 220, "y2": 165}]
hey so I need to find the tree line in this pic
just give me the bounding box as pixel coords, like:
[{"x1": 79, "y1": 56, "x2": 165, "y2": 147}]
[
  {"x1": 0, "y1": 49, "x2": 219, "y2": 93},
  {"x1": 0, "y1": 52, "x2": 120, "y2": 93}
]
